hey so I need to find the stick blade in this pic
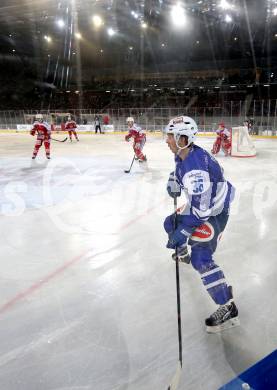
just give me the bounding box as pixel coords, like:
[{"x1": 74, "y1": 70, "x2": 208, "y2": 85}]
[
  {"x1": 124, "y1": 170, "x2": 130, "y2": 173},
  {"x1": 167, "y1": 361, "x2": 182, "y2": 390}
]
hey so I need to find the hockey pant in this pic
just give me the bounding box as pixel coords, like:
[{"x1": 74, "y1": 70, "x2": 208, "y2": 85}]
[
  {"x1": 165, "y1": 210, "x2": 232, "y2": 305},
  {"x1": 133, "y1": 138, "x2": 146, "y2": 160},
  {"x1": 32, "y1": 139, "x2": 50, "y2": 158},
  {"x1": 68, "y1": 130, "x2": 79, "y2": 140}
]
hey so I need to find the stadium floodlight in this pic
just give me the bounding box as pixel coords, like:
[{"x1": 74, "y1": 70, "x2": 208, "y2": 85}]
[
  {"x1": 171, "y1": 2, "x2": 187, "y2": 28},
  {"x1": 273, "y1": 8, "x2": 277, "y2": 16},
  {"x1": 225, "y1": 14, "x2": 232, "y2": 23},
  {"x1": 44, "y1": 35, "x2": 52, "y2": 43},
  {"x1": 219, "y1": 0, "x2": 233, "y2": 10},
  {"x1": 75, "y1": 32, "x2": 82, "y2": 39},
  {"x1": 92, "y1": 15, "x2": 103, "y2": 28},
  {"x1": 57, "y1": 19, "x2": 65, "y2": 28},
  {"x1": 131, "y1": 10, "x2": 139, "y2": 19},
  {"x1": 141, "y1": 22, "x2": 147, "y2": 29},
  {"x1": 107, "y1": 28, "x2": 115, "y2": 36}
]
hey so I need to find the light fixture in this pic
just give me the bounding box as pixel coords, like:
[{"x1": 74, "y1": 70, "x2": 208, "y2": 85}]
[
  {"x1": 107, "y1": 27, "x2": 115, "y2": 36},
  {"x1": 57, "y1": 19, "x2": 65, "y2": 28},
  {"x1": 75, "y1": 32, "x2": 82, "y2": 39},
  {"x1": 225, "y1": 14, "x2": 232, "y2": 23},
  {"x1": 171, "y1": 3, "x2": 187, "y2": 28},
  {"x1": 44, "y1": 35, "x2": 52, "y2": 43},
  {"x1": 92, "y1": 15, "x2": 103, "y2": 28},
  {"x1": 219, "y1": 0, "x2": 233, "y2": 10}
]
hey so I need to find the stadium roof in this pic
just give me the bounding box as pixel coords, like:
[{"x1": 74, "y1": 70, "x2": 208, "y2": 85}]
[{"x1": 0, "y1": 1, "x2": 276, "y2": 88}]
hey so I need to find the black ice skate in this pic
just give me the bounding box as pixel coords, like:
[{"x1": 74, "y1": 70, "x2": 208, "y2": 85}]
[
  {"x1": 172, "y1": 246, "x2": 191, "y2": 264},
  {"x1": 205, "y1": 300, "x2": 239, "y2": 333},
  {"x1": 139, "y1": 155, "x2": 147, "y2": 162}
]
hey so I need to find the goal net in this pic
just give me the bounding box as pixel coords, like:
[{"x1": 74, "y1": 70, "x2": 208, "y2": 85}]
[{"x1": 231, "y1": 126, "x2": 256, "y2": 157}]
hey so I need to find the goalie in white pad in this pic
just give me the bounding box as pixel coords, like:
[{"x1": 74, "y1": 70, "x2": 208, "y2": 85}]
[{"x1": 231, "y1": 126, "x2": 256, "y2": 157}]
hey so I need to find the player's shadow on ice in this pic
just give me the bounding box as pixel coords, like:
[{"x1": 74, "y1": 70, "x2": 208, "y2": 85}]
[
  {"x1": 220, "y1": 327, "x2": 260, "y2": 377},
  {"x1": 21, "y1": 161, "x2": 49, "y2": 171}
]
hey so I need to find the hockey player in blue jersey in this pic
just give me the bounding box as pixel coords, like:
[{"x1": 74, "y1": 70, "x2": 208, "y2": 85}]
[{"x1": 164, "y1": 115, "x2": 239, "y2": 333}]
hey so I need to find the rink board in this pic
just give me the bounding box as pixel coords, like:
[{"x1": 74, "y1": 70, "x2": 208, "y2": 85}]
[{"x1": 219, "y1": 349, "x2": 277, "y2": 390}]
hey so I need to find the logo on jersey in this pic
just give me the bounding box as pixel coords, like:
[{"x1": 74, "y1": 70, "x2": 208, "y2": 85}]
[
  {"x1": 191, "y1": 222, "x2": 214, "y2": 242},
  {"x1": 184, "y1": 170, "x2": 210, "y2": 195}
]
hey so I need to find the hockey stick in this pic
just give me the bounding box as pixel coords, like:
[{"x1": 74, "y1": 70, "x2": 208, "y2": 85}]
[
  {"x1": 51, "y1": 137, "x2": 68, "y2": 143},
  {"x1": 124, "y1": 155, "x2": 135, "y2": 173},
  {"x1": 167, "y1": 196, "x2": 183, "y2": 390}
]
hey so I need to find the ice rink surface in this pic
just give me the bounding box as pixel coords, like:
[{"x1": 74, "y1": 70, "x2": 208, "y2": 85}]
[{"x1": 0, "y1": 133, "x2": 276, "y2": 390}]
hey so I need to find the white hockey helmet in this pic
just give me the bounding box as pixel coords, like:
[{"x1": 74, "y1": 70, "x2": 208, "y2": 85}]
[
  {"x1": 165, "y1": 116, "x2": 198, "y2": 149},
  {"x1": 35, "y1": 113, "x2": 43, "y2": 121},
  {"x1": 126, "y1": 116, "x2": 134, "y2": 123}
]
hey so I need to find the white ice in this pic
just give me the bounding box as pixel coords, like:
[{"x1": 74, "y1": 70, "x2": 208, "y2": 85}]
[{"x1": 0, "y1": 133, "x2": 276, "y2": 390}]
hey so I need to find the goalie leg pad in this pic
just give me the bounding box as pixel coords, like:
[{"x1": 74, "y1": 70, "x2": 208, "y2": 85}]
[{"x1": 211, "y1": 137, "x2": 221, "y2": 154}]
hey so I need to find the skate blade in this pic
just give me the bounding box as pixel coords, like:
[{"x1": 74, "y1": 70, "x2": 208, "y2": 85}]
[{"x1": 206, "y1": 317, "x2": 240, "y2": 334}]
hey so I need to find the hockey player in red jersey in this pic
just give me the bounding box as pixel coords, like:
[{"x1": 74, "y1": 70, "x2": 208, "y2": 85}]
[
  {"x1": 30, "y1": 114, "x2": 51, "y2": 159},
  {"x1": 211, "y1": 122, "x2": 231, "y2": 156},
  {"x1": 65, "y1": 115, "x2": 79, "y2": 142},
  {"x1": 125, "y1": 117, "x2": 147, "y2": 162}
]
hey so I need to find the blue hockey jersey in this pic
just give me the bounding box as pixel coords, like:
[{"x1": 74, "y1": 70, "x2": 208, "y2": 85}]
[{"x1": 174, "y1": 145, "x2": 235, "y2": 234}]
